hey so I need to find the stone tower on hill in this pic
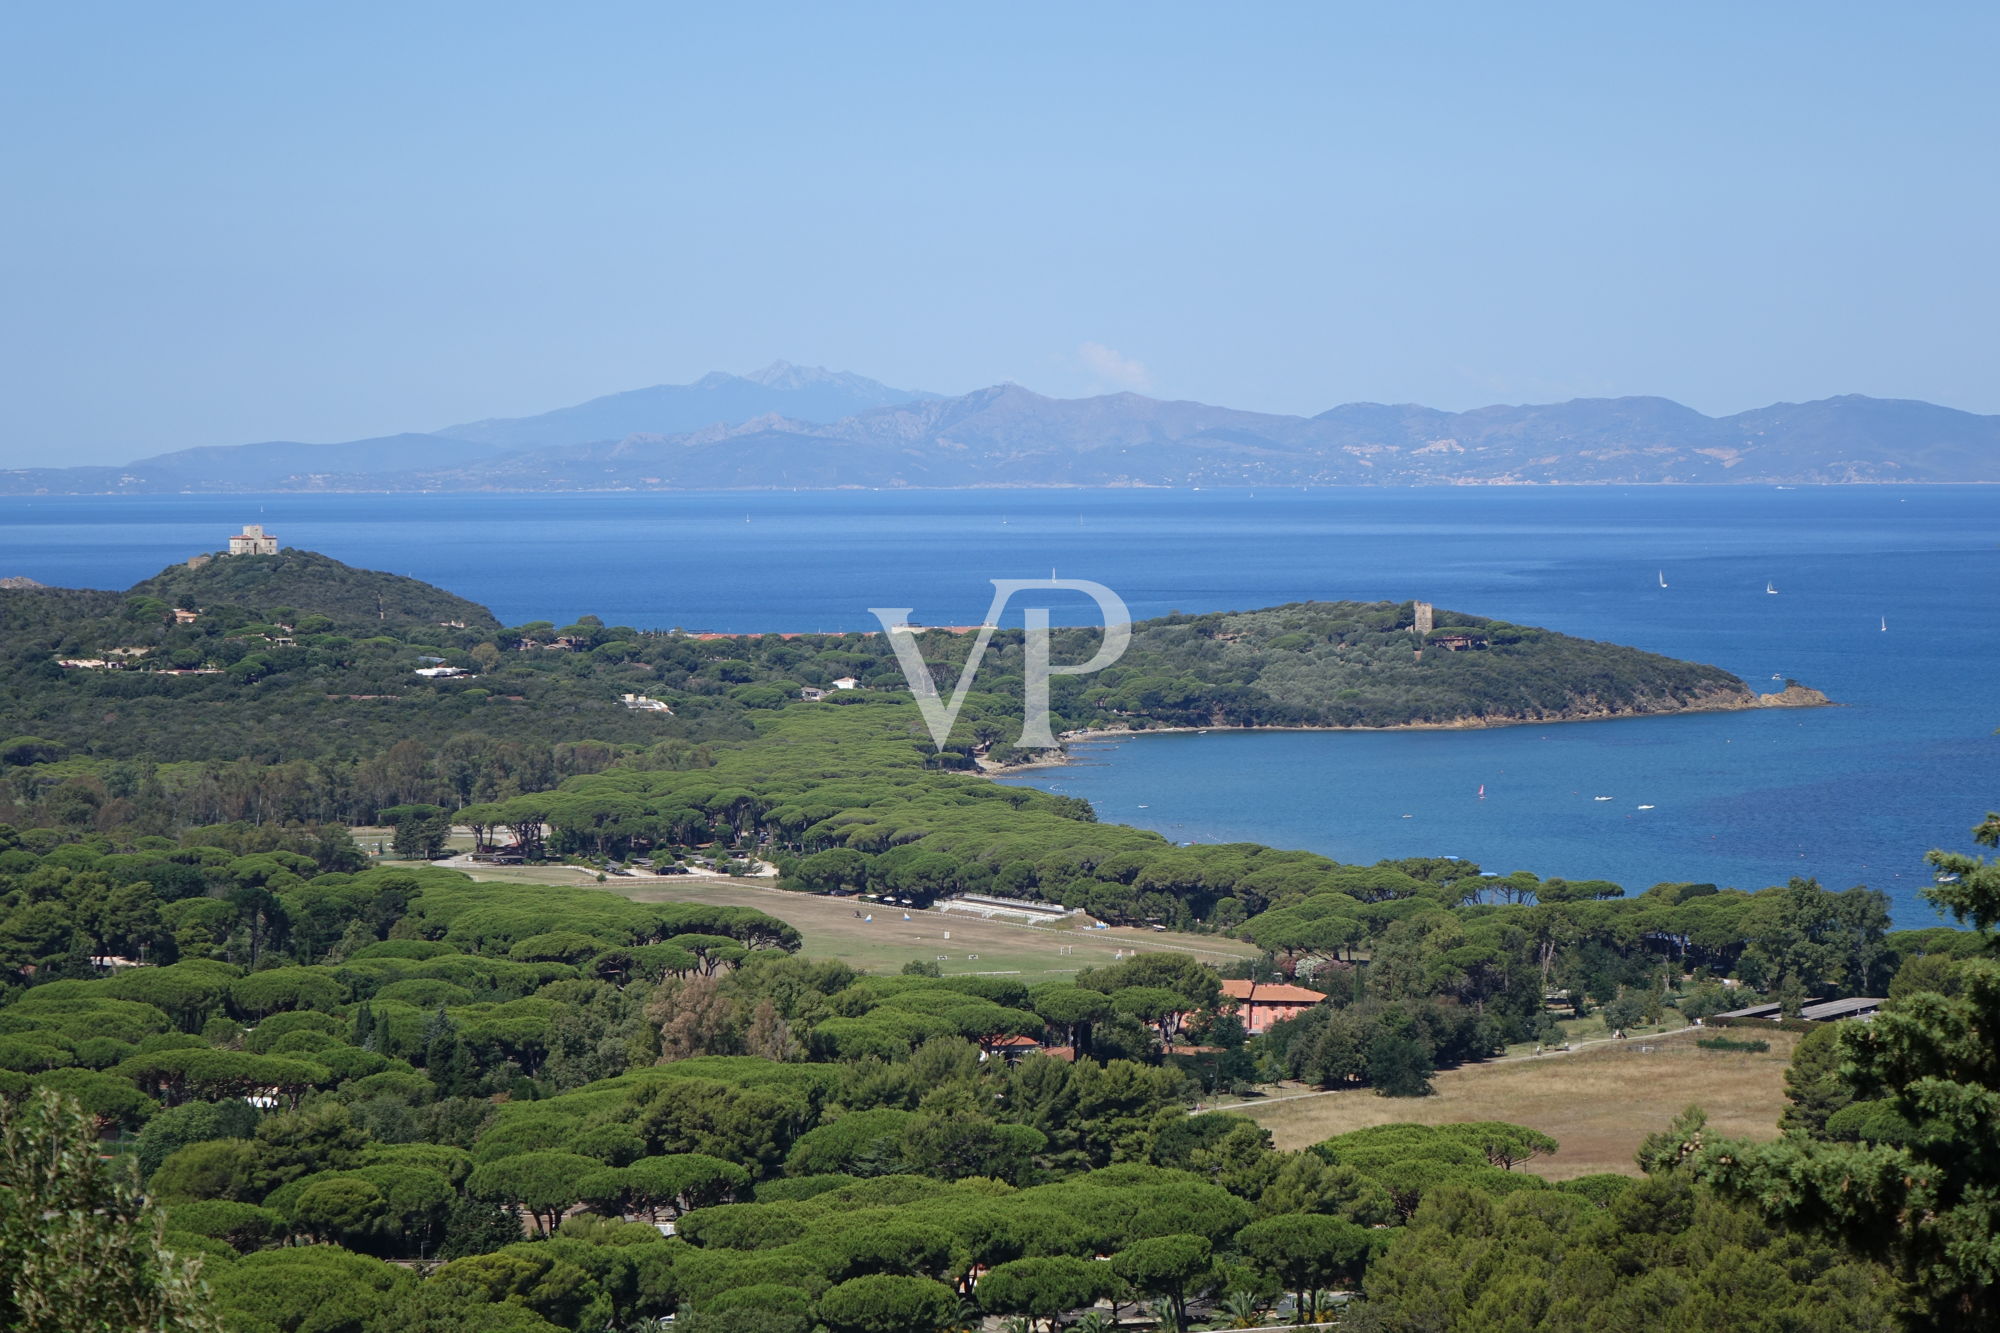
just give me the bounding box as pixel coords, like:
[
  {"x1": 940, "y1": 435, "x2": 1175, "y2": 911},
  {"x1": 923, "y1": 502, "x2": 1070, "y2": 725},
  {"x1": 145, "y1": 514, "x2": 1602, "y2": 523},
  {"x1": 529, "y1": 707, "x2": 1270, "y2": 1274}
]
[{"x1": 227, "y1": 524, "x2": 279, "y2": 556}]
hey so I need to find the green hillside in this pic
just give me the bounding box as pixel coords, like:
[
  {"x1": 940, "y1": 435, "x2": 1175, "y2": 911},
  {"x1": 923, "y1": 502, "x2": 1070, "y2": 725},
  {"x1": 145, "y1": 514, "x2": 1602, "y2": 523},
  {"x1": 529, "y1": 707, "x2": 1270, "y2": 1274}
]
[
  {"x1": 876, "y1": 599, "x2": 1764, "y2": 762},
  {"x1": 128, "y1": 549, "x2": 497, "y2": 631},
  {"x1": 0, "y1": 547, "x2": 1808, "y2": 830},
  {"x1": 1088, "y1": 600, "x2": 1751, "y2": 729}
]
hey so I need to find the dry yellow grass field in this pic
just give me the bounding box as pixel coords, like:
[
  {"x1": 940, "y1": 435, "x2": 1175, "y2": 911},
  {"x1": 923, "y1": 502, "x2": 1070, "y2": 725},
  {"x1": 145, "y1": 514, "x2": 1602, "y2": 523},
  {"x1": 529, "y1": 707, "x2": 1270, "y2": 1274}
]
[
  {"x1": 424, "y1": 857, "x2": 1790, "y2": 1174},
  {"x1": 453, "y1": 862, "x2": 1261, "y2": 980},
  {"x1": 1226, "y1": 1028, "x2": 1800, "y2": 1179}
]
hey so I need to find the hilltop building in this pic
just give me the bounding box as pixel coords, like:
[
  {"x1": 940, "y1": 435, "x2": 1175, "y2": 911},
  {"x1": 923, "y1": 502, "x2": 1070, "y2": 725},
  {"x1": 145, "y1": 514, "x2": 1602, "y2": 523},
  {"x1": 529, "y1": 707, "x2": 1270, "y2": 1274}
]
[{"x1": 228, "y1": 524, "x2": 280, "y2": 556}]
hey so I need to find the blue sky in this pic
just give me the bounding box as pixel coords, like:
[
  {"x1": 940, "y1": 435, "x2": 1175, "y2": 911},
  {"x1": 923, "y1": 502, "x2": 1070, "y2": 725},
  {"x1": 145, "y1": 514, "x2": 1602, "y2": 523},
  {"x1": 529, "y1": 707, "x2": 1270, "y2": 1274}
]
[{"x1": 2, "y1": 3, "x2": 1995, "y2": 465}]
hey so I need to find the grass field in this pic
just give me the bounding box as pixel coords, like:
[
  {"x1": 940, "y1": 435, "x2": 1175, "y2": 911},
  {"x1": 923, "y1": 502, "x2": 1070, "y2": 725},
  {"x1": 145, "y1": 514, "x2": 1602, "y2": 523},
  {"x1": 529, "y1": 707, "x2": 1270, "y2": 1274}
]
[
  {"x1": 1221, "y1": 1028, "x2": 1800, "y2": 1180},
  {"x1": 453, "y1": 862, "x2": 1262, "y2": 980},
  {"x1": 436, "y1": 859, "x2": 1790, "y2": 1169}
]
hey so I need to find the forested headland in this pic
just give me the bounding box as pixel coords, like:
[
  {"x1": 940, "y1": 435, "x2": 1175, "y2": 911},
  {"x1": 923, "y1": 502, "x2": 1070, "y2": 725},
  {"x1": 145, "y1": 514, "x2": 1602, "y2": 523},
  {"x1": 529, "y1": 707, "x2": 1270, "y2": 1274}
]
[
  {"x1": 0, "y1": 549, "x2": 1810, "y2": 825},
  {"x1": 4, "y1": 547, "x2": 1993, "y2": 1332}
]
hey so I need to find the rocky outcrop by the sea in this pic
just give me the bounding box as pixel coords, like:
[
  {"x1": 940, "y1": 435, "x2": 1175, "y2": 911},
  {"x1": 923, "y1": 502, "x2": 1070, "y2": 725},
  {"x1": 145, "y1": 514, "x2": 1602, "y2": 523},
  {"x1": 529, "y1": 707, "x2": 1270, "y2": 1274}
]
[{"x1": 1745, "y1": 683, "x2": 1834, "y2": 709}]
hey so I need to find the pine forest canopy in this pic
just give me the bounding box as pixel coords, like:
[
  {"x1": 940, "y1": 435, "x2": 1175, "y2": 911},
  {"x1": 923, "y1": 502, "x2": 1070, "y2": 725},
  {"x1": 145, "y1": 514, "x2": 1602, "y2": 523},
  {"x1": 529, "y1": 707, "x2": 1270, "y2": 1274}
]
[
  {"x1": 2, "y1": 800, "x2": 1993, "y2": 1330},
  {"x1": 7, "y1": 543, "x2": 1994, "y2": 1332}
]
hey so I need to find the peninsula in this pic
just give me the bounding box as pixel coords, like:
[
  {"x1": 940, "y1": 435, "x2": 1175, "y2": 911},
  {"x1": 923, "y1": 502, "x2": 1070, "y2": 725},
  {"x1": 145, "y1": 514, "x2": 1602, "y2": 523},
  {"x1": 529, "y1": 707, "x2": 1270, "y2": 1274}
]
[{"x1": 0, "y1": 544, "x2": 1824, "y2": 777}]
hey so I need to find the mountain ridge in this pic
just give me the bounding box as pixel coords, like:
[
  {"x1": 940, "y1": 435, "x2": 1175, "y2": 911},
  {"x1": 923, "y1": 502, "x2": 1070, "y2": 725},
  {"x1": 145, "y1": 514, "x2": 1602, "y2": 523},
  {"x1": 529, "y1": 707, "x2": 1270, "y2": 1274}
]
[
  {"x1": 3, "y1": 369, "x2": 1996, "y2": 492},
  {"x1": 430, "y1": 361, "x2": 939, "y2": 451}
]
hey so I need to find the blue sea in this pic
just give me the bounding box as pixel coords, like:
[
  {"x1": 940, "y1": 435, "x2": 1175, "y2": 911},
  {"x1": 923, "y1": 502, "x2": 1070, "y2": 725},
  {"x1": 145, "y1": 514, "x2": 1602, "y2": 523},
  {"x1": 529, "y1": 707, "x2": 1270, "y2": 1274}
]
[{"x1": 1, "y1": 487, "x2": 1995, "y2": 925}]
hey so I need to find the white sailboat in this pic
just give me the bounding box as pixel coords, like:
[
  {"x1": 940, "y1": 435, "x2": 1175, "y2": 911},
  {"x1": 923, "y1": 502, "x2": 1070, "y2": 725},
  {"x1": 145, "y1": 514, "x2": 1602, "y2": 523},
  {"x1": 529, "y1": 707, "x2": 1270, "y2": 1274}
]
[
  {"x1": 1880, "y1": 616, "x2": 1888, "y2": 632},
  {"x1": 1766, "y1": 580, "x2": 1778, "y2": 595},
  {"x1": 1657, "y1": 570, "x2": 1668, "y2": 588}
]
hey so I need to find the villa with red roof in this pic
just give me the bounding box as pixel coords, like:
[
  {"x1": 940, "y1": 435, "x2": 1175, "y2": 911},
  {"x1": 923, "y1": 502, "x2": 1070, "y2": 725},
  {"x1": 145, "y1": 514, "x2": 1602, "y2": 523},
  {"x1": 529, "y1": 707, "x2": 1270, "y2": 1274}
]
[
  {"x1": 978, "y1": 1033, "x2": 1053, "y2": 1063},
  {"x1": 1219, "y1": 979, "x2": 1327, "y2": 1034}
]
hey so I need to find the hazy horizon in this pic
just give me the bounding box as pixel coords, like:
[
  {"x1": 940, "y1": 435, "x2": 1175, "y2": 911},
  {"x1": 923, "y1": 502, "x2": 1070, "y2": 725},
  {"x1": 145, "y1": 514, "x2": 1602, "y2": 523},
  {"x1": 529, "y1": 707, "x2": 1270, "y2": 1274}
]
[
  {"x1": 45, "y1": 363, "x2": 2000, "y2": 468},
  {"x1": 3, "y1": 3, "x2": 1996, "y2": 466}
]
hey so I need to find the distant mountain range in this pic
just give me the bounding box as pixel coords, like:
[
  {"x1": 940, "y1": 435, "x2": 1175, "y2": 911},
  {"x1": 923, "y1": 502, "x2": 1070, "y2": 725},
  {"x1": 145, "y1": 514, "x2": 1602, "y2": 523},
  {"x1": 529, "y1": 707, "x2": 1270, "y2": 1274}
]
[
  {"x1": 435, "y1": 361, "x2": 942, "y2": 450},
  {"x1": 6, "y1": 362, "x2": 1997, "y2": 492}
]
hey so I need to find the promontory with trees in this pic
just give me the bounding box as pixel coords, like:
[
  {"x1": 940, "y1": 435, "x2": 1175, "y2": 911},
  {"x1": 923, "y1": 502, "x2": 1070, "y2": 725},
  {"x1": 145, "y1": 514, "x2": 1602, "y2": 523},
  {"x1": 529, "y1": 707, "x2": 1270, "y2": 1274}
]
[
  {"x1": 0, "y1": 547, "x2": 1817, "y2": 784},
  {"x1": 3, "y1": 548, "x2": 1992, "y2": 1332}
]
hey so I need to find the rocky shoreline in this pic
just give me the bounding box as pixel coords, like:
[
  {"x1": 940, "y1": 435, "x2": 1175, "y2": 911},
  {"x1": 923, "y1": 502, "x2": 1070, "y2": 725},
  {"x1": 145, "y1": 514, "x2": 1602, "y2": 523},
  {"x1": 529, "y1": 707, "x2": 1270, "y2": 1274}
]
[{"x1": 981, "y1": 681, "x2": 1833, "y2": 774}]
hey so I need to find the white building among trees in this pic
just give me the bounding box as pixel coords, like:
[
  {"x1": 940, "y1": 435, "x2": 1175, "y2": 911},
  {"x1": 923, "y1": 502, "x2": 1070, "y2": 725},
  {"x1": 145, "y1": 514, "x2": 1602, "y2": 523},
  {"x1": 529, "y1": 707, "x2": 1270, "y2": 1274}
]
[{"x1": 227, "y1": 524, "x2": 279, "y2": 555}]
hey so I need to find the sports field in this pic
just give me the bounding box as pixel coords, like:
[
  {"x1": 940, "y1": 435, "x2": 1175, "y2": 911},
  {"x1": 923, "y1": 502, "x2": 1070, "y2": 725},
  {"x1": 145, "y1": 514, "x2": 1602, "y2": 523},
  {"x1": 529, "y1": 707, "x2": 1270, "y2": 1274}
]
[
  {"x1": 456, "y1": 863, "x2": 1262, "y2": 980},
  {"x1": 1220, "y1": 1026, "x2": 1799, "y2": 1179}
]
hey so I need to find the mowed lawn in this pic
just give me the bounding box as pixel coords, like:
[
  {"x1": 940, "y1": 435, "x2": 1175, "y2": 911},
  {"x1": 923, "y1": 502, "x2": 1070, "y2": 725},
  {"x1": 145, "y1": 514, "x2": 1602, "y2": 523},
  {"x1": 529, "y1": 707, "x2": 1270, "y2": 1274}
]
[
  {"x1": 454, "y1": 863, "x2": 1261, "y2": 980},
  {"x1": 1225, "y1": 1028, "x2": 1800, "y2": 1180}
]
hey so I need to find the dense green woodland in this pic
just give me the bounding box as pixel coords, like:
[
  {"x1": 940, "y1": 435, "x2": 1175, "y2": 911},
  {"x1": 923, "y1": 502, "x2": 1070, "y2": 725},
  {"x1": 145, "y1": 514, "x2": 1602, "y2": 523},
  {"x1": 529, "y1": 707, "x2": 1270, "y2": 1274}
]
[
  {"x1": 128, "y1": 550, "x2": 502, "y2": 632},
  {"x1": 4, "y1": 817, "x2": 1996, "y2": 1331},
  {"x1": 2, "y1": 550, "x2": 1993, "y2": 1330},
  {"x1": 0, "y1": 550, "x2": 1754, "y2": 830}
]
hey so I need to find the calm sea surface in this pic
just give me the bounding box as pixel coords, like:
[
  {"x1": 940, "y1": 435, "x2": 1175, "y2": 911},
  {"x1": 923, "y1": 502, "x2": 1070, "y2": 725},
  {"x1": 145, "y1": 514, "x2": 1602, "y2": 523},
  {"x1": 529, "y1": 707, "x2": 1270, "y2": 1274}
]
[{"x1": 1, "y1": 487, "x2": 1995, "y2": 924}]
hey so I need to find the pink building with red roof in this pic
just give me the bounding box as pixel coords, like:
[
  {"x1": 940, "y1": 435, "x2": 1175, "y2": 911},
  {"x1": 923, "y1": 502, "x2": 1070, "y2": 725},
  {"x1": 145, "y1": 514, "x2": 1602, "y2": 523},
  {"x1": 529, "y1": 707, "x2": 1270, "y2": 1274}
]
[{"x1": 1219, "y1": 979, "x2": 1327, "y2": 1034}]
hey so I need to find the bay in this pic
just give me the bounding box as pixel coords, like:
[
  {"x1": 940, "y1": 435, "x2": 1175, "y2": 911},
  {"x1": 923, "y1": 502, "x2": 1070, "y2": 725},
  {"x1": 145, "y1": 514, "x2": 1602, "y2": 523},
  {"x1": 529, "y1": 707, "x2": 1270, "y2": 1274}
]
[{"x1": 1, "y1": 486, "x2": 1994, "y2": 924}]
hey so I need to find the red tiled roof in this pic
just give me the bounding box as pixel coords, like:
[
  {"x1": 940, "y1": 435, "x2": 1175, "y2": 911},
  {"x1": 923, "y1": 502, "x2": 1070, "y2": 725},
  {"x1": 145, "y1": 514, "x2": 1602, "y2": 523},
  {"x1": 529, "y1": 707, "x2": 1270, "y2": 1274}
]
[
  {"x1": 1219, "y1": 979, "x2": 1326, "y2": 1003},
  {"x1": 983, "y1": 1034, "x2": 1044, "y2": 1048}
]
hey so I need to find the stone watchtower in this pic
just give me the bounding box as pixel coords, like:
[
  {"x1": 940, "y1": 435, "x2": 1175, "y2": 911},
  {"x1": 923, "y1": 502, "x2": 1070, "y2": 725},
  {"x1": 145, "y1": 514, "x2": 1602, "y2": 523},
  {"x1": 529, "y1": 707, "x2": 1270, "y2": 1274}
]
[
  {"x1": 227, "y1": 524, "x2": 279, "y2": 556},
  {"x1": 1411, "y1": 601, "x2": 1435, "y2": 636}
]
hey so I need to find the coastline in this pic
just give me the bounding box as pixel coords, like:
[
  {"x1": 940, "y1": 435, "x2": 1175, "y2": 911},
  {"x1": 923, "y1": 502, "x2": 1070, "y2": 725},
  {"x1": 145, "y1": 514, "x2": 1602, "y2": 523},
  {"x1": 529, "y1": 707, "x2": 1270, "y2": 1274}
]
[{"x1": 982, "y1": 684, "x2": 1834, "y2": 775}]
